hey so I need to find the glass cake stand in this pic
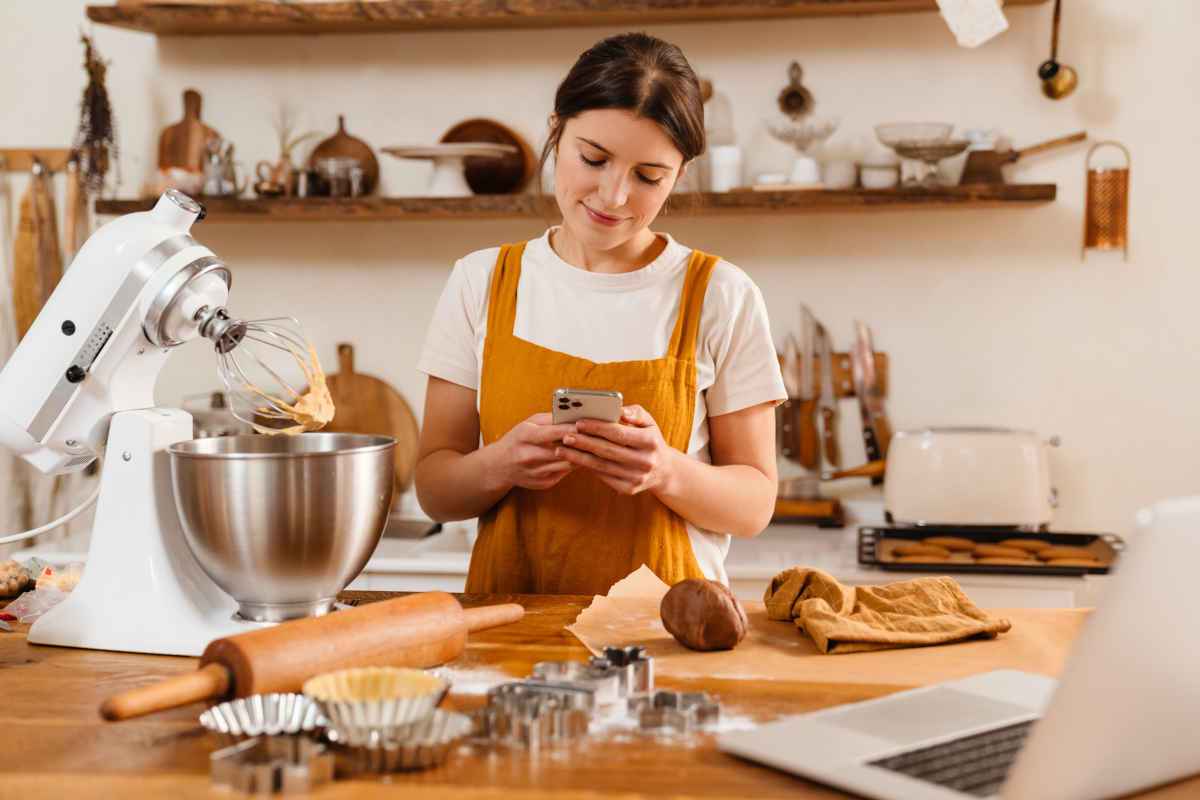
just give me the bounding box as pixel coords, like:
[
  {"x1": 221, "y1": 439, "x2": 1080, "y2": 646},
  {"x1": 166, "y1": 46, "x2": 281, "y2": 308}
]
[{"x1": 875, "y1": 123, "x2": 969, "y2": 188}]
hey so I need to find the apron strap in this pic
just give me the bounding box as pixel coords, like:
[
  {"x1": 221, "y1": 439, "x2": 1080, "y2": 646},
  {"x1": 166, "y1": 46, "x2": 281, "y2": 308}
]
[
  {"x1": 485, "y1": 241, "x2": 527, "y2": 340},
  {"x1": 666, "y1": 250, "x2": 720, "y2": 362}
]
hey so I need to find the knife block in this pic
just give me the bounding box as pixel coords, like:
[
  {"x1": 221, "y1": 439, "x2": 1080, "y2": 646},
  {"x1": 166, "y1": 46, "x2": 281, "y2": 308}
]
[
  {"x1": 773, "y1": 349, "x2": 889, "y2": 528},
  {"x1": 777, "y1": 351, "x2": 889, "y2": 401}
]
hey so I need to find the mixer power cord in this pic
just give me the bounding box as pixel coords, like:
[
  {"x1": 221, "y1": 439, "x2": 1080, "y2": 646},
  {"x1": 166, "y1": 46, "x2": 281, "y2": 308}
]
[{"x1": 0, "y1": 480, "x2": 102, "y2": 546}]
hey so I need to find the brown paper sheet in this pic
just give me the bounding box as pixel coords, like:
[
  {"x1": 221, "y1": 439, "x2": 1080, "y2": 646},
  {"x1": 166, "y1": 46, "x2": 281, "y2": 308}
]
[{"x1": 566, "y1": 566, "x2": 1088, "y2": 685}]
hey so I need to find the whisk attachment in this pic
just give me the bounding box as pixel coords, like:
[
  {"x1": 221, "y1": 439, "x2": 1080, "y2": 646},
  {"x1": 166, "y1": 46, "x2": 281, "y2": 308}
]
[
  {"x1": 209, "y1": 315, "x2": 334, "y2": 435},
  {"x1": 197, "y1": 307, "x2": 248, "y2": 354}
]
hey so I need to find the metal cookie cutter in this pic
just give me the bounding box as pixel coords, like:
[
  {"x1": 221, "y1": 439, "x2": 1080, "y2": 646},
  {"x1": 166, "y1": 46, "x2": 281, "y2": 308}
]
[
  {"x1": 490, "y1": 680, "x2": 596, "y2": 712},
  {"x1": 472, "y1": 682, "x2": 591, "y2": 750},
  {"x1": 531, "y1": 659, "x2": 622, "y2": 706},
  {"x1": 210, "y1": 735, "x2": 334, "y2": 794},
  {"x1": 594, "y1": 645, "x2": 654, "y2": 697},
  {"x1": 628, "y1": 690, "x2": 720, "y2": 736}
]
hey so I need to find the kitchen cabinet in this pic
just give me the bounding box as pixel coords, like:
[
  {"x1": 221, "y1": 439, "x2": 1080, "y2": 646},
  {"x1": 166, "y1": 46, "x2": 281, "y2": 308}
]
[{"x1": 86, "y1": 0, "x2": 1049, "y2": 37}]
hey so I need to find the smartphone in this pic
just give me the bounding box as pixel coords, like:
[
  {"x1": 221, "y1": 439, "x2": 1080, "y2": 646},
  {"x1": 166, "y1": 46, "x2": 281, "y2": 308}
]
[{"x1": 552, "y1": 388, "x2": 623, "y2": 425}]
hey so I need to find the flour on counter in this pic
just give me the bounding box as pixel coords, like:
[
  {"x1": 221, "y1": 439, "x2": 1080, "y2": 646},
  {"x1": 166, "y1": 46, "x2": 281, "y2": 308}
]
[
  {"x1": 434, "y1": 665, "x2": 515, "y2": 695},
  {"x1": 586, "y1": 702, "x2": 760, "y2": 744}
]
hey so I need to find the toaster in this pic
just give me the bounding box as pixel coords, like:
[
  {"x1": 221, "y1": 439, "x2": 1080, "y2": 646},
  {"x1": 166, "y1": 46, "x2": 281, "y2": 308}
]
[{"x1": 883, "y1": 427, "x2": 1059, "y2": 530}]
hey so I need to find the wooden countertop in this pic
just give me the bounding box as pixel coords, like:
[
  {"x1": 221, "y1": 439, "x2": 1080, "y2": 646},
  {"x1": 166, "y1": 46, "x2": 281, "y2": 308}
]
[{"x1": 2, "y1": 591, "x2": 1197, "y2": 798}]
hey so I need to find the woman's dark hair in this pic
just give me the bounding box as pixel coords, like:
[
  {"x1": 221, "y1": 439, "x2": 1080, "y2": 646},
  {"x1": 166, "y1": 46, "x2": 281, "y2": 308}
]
[{"x1": 540, "y1": 33, "x2": 706, "y2": 176}]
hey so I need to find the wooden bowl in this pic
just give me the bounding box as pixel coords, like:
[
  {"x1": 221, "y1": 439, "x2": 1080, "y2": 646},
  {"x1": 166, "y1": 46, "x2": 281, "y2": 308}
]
[{"x1": 439, "y1": 118, "x2": 535, "y2": 194}]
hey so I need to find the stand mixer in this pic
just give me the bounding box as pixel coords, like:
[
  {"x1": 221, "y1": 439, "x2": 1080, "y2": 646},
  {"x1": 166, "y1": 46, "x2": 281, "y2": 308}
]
[{"x1": 0, "y1": 190, "x2": 343, "y2": 656}]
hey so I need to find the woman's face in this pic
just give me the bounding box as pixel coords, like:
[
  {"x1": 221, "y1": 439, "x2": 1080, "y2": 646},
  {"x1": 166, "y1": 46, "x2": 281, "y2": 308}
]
[{"x1": 553, "y1": 109, "x2": 685, "y2": 251}]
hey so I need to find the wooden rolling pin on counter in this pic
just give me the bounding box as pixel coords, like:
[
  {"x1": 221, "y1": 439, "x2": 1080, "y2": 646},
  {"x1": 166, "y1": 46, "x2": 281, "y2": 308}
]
[{"x1": 101, "y1": 592, "x2": 522, "y2": 720}]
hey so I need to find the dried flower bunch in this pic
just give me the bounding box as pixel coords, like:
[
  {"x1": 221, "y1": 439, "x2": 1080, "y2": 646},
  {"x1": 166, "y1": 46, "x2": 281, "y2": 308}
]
[
  {"x1": 273, "y1": 104, "x2": 319, "y2": 163},
  {"x1": 73, "y1": 33, "x2": 118, "y2": 194}
]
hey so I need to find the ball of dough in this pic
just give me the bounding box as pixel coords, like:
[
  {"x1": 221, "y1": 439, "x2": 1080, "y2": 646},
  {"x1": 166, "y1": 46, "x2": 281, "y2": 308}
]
[{"x1": 660, "y1": 578, "x2": 748, "y2": 651}]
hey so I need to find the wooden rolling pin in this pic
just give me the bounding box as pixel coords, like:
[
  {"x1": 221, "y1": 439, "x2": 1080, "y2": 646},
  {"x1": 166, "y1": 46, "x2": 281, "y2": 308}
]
[{"x1": 100, "y1": 592, "x2": 522, "y2": 721}]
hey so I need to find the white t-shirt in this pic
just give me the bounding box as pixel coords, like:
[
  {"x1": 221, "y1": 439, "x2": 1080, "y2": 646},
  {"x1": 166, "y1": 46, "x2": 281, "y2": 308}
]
[{"x1": 417, "y1": 228, "x2": 787, "y2": 584}]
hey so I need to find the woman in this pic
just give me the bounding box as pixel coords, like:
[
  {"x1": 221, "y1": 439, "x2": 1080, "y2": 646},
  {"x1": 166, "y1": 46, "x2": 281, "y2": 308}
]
[{"x1": 415, "y1": 32, "x2": 785, "y2": 595}]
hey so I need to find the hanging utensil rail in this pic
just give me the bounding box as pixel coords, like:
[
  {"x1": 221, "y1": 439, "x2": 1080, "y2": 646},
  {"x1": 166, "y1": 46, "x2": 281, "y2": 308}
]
[{"x1": 0, "y1": 149, "x2": 74, "y2": 173}]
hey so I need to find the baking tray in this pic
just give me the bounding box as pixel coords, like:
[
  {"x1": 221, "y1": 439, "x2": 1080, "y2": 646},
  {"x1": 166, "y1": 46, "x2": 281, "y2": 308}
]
[{"x1": 859, "y1": 526, "x2": 1124, "y2": 576}]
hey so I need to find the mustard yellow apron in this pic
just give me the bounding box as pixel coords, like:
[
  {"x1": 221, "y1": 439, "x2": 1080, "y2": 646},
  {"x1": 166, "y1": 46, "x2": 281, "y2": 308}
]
[{"x1": 465, "y1": 240, "x2": 719, "y2": 595}]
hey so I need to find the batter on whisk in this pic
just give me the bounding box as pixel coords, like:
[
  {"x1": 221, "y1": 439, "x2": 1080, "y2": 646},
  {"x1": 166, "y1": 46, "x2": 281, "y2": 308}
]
[{"x1": 214, "y1": 316, "x2": 335, "y2": 435}]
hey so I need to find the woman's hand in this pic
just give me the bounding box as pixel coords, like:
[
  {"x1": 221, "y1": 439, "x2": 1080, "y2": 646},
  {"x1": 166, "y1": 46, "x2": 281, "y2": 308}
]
[
  {"x1": 490, "y1": 413, "x2": 577, "y2": 491},
  {"x1": 558, "y1": 405, "x2": 678, "y2": 496}
]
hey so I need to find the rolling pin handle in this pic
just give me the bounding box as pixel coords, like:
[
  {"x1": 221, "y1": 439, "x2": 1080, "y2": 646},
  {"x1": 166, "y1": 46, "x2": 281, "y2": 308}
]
[
  {"x1": 463, "y1": 603, "x2": 525, "y2": 633},
  {"x1": 99, "y1": 662, "x2": 231, "y2": 721}
]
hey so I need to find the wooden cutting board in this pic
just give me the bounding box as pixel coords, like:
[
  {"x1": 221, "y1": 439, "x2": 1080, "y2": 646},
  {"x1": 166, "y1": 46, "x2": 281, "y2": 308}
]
[
  {"x1": 324, "y1": 343, "x2": 420, "y2": 498},
  {"x1": 158, "y1": 89, "x2": 220, "y2": 173},
  {"x1": 12, "y1": 168, "x2": 63, "y2": 341}
]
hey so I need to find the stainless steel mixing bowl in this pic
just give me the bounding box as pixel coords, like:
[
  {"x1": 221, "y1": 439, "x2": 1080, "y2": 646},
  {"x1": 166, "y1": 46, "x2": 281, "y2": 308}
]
[{"x1": 168, "y1": 433, "x2": 395, "y2": 622}]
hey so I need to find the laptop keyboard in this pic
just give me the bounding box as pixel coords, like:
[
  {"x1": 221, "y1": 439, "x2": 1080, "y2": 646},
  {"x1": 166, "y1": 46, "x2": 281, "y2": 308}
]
[{"x1": 869, "y1": 720, "x2": 1036, "y2": 797}]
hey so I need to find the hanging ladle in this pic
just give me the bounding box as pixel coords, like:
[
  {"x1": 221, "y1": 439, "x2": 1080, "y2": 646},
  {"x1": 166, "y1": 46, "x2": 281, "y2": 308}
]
[{"x1": 1038, "y1": 0, "x2": 1078, "y2": 99}]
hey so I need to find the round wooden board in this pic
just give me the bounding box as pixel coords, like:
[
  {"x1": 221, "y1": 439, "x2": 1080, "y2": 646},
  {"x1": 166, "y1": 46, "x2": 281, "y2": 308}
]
[
  {"x1": 440, "y1": 117, "x2": 535, "y2": 194},
  {"x1": 323, "y1": 343, "x2": 420, "y2": 498}
]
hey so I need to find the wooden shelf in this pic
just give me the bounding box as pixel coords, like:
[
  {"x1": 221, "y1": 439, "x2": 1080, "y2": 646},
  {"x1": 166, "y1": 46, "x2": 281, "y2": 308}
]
[
  {"x1": 85, "y1": 0, "x2": 1048, "y2": 36},
  {"x1": 94, "y1": 185, "x2": 1056, "y2": 222}
]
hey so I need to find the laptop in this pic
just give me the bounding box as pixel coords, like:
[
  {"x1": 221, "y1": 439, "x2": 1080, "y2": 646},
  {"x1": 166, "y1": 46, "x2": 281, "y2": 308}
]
[{"x1": 719, "y1": 495, "x2": 1200, "y2": 800}]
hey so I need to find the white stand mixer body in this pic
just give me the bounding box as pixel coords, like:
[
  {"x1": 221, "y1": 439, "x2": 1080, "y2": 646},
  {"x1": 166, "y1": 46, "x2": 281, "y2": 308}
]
[
  {"x1": 27, "y1": 409, "x2": 252, "y2": 655},
  {"x1": 0, "y1": 192, "x2": 229, "y2": 473},
  {"x1": 1, "y1": 191, "x2": 264, "y2": 654}
]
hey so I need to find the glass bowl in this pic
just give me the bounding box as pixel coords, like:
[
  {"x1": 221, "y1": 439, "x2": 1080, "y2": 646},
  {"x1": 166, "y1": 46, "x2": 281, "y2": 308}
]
[{"x1": 874, "y1": 123, "x2": 954, "y2": 148}]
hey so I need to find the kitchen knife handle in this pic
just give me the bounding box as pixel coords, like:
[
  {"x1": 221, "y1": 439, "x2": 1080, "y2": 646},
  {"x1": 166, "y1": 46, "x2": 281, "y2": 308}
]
[
  {"x1": 871, "y1": 413, "x2": 893, "y2": 459},
  {"x1": 777, "y1": 402, "x2": 793, "y2": 459},
  {"x1": 862, "y1": 424, "x2": 884, "y2": 485},
  {"x1": 100, "y1": 662, "x2": 230, "y2": 722},
  {"x1": 796, "y1": 398, "x2": 821, "y2": 471},
  {"x1": 823, "y1": 460, "x2": 886, "y2": 482},
  {"x1": 820, "y1": 407, "x2": 841, "y2": 468}
]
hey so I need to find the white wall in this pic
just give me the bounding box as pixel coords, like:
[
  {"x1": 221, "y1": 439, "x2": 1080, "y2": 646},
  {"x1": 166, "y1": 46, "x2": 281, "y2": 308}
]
[{"x1": 2, "y1": 1, "x2": 1196, "y2": 539}]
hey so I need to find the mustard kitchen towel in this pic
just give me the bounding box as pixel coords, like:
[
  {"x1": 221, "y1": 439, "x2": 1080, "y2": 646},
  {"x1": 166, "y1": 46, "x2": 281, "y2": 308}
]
[{"x1": 764, "y1": 567, "x2": 1012, "y2": 654}]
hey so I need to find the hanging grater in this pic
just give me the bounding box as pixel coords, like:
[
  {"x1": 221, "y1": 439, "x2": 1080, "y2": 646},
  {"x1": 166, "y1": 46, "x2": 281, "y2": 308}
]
[{"x1": 1083, "y1": 141, "x2": 1131, "y2": 261}]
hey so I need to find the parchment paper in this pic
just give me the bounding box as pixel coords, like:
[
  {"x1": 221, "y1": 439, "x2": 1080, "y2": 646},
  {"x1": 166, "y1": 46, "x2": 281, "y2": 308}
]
[{"x1": 566, "y1": 566, "x2": 1088, "y2": 685}]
